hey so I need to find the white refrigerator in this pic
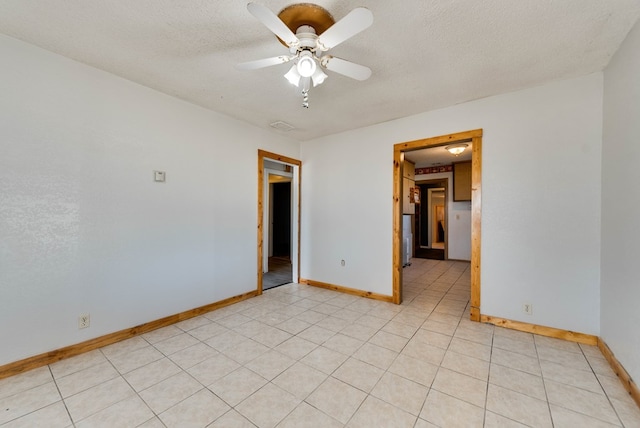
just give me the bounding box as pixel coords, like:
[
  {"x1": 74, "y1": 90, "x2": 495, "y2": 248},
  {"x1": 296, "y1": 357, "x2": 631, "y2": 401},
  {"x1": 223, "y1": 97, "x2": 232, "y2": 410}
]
[{"x1": 402, "y1": 214, "x2": 413, "y2": 266}]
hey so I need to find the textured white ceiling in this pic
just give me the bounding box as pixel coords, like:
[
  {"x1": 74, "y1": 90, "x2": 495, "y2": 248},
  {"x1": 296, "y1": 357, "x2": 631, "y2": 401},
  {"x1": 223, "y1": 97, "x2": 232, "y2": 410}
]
[
  {"x1": 405, "y1": 144, "x2": 472, "y2": 168},
  {"x1": 1, "y1": 1, "x2": 639, "y2": 141}
]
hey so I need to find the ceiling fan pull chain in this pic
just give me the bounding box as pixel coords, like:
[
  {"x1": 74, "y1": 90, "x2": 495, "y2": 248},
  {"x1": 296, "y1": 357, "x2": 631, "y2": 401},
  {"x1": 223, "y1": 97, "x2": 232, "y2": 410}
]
[{"x1": 302, "y1": 90, "x2": 309, "y2": 108}]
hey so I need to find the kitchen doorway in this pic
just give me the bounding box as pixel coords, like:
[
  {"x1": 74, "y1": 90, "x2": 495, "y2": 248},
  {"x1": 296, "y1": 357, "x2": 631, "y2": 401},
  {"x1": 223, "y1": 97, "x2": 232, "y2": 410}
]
[{"x1": 393, "y1": 129, "x2": 482, "y2": 321}]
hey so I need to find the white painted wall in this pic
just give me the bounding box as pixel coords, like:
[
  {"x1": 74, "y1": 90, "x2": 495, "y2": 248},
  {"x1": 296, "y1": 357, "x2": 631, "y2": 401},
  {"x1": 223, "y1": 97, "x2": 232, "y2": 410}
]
[
  {"x1": 301, "y1": 73, "x2": 603, "y2": 335},
  {"x1": 601, "y1": 22, "x2": 640, "y2": 384},
  {"x1": 448, "y1": 200, "x2": 471, "y2": 261},
  {"x1": 0, "y1": 35, "x2": 299, "y2": 365},
  {"x1": 415, "y1": 171, "x2": 471, "y2": 260}
]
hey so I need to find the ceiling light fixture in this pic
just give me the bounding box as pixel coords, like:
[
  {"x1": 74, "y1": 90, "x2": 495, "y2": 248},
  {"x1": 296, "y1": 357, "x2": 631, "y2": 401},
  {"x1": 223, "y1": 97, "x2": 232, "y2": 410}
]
[
  {"x1": 283, "y1": 51, "x2": 326, "y2": 108},
  {"x1": 445, "y1": 144, "x2": 468, "y2": 156},
  {"x1": 284, "y1": 65, "x2": 301, "y2": 86},
  {"x1": 296, "y1": 51, "x2": 317, "y2": 77},
  {"x1": 285, "y1": 58, "x2": 327, "y2": 89},
  {"x1": 311, "y1": 67, "x2": 328, "y2": 87}
]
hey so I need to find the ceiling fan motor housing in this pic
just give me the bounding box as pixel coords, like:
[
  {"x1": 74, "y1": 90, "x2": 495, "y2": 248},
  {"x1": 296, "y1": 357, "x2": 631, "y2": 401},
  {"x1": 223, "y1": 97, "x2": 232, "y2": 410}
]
[{"x1": 290, "y1": 25, "x2": 319, "y2": 55}]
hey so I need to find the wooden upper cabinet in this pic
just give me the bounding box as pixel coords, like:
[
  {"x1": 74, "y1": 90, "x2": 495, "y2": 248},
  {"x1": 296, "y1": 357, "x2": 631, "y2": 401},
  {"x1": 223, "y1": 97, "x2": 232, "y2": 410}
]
[
  {"x1": 403, "y1": 177, "x2": 413, "y2": 214},
  {"x1": 402, "y1": 161, "x2": 416, "y2": 214},
  {"x1": 453, "y1": 161, "x2": 472, "y2": 201},
  {"x1": 403, "y1": 160, "x2": 415, "y2": 180}
]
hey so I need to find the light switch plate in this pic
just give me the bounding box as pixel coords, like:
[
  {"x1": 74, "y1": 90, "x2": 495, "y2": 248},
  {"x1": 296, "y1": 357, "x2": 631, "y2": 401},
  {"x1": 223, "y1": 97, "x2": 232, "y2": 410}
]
[{"x1": 154, "y1": 170, "x2": 166, "y2": 182}]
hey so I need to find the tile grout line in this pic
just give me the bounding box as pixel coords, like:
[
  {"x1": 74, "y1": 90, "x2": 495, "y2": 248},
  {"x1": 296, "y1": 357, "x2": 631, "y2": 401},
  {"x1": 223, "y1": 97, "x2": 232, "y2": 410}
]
[
  {"x1": 584, "y1": 344, "x2": 626, "y2": 427},
  {"x1": 535, "y1": 327, "x2": 556, "y2": 427},
  {"x1": 482, "y1": 318, "x2": 494, "y2": 428},
  {"x1": 47, "y1": 365, "x2": 76, "y2": 428}
]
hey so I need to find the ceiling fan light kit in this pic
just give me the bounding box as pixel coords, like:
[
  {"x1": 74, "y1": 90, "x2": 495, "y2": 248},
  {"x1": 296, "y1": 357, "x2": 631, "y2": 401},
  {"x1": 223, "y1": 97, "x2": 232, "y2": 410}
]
[
  {"x1": 238, "y1": 2, "x2": 374, "y2": 108},
  {"x1": 296, "y1": 50, "x2": 316, "y2": 77}
]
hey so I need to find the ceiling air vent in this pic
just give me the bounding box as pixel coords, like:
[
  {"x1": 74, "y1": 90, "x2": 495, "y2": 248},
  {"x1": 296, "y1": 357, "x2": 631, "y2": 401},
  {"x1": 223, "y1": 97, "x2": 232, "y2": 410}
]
[{"x1": 270, "y1": 121, "x2": 295, "y2": 132}]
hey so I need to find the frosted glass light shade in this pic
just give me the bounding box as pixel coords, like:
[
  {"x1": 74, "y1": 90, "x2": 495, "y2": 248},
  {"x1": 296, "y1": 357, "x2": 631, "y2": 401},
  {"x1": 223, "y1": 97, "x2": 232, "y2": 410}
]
[
  {"x1": 297, "y1": 52, "x2": 317, "y2": 77},
  {"x1": 284, "y1": 65, "x2": 301, "y2": 86},
  {"x1": 446, "y1": 144, "x2": 468, "y2": 155}
]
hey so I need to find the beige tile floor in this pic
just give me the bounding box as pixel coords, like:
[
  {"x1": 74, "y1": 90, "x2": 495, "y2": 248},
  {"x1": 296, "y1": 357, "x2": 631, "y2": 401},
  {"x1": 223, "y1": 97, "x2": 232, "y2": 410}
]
[{"x1": 2, "y1": 259, "x2": 640, "y2": 427}]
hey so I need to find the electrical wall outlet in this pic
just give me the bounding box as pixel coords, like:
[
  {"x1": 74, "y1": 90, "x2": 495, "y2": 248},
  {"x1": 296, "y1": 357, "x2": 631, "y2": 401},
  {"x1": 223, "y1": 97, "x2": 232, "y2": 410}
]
[
  {"x1": 523, "y1": 303, "x2": 533, "y2": 315},
  {"x1": 78, "y1": 314, "x2": 90, "y2": 329}
]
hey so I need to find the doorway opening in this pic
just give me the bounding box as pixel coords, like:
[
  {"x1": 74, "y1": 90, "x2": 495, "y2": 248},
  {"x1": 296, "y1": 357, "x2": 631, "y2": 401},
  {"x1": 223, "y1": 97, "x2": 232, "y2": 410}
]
[
  {"x1": 265, "y1": 171, "x2": 292, "y2": 290},
  {"x1": 258, "y1": 150, "x2": 301, "y2": 293},
  {"x1": 415, "y1": 180, "x2": 448, "y2": 261},
  {"x1": 428, "y1": 189, "x2": 446, "y2": 249},
  {"x1": 393, "y1": 129, "x2": 482, "y2": 322}
]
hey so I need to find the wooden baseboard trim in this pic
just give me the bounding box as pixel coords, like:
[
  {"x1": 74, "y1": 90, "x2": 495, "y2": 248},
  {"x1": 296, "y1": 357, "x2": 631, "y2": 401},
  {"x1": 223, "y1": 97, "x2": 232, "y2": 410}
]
[
  {"x1": 598, "y1": 338, "x2": 640, "y2": 408},
  {"x1": 0, "y1": 289, "x2": 258, "y2": 381},
  {"x1": 300, "y1": 278, "x2": 394, "y2": 303},
  {"x1": 480, "y1": 314, "x2": 598, "y2": 345}
]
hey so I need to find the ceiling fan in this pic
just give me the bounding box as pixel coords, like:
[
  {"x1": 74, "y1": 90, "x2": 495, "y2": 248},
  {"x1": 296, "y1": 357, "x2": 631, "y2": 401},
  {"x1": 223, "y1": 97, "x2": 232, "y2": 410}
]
[{"x1": 237, "y1": 3, "x2": 374, "y2": 108}]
